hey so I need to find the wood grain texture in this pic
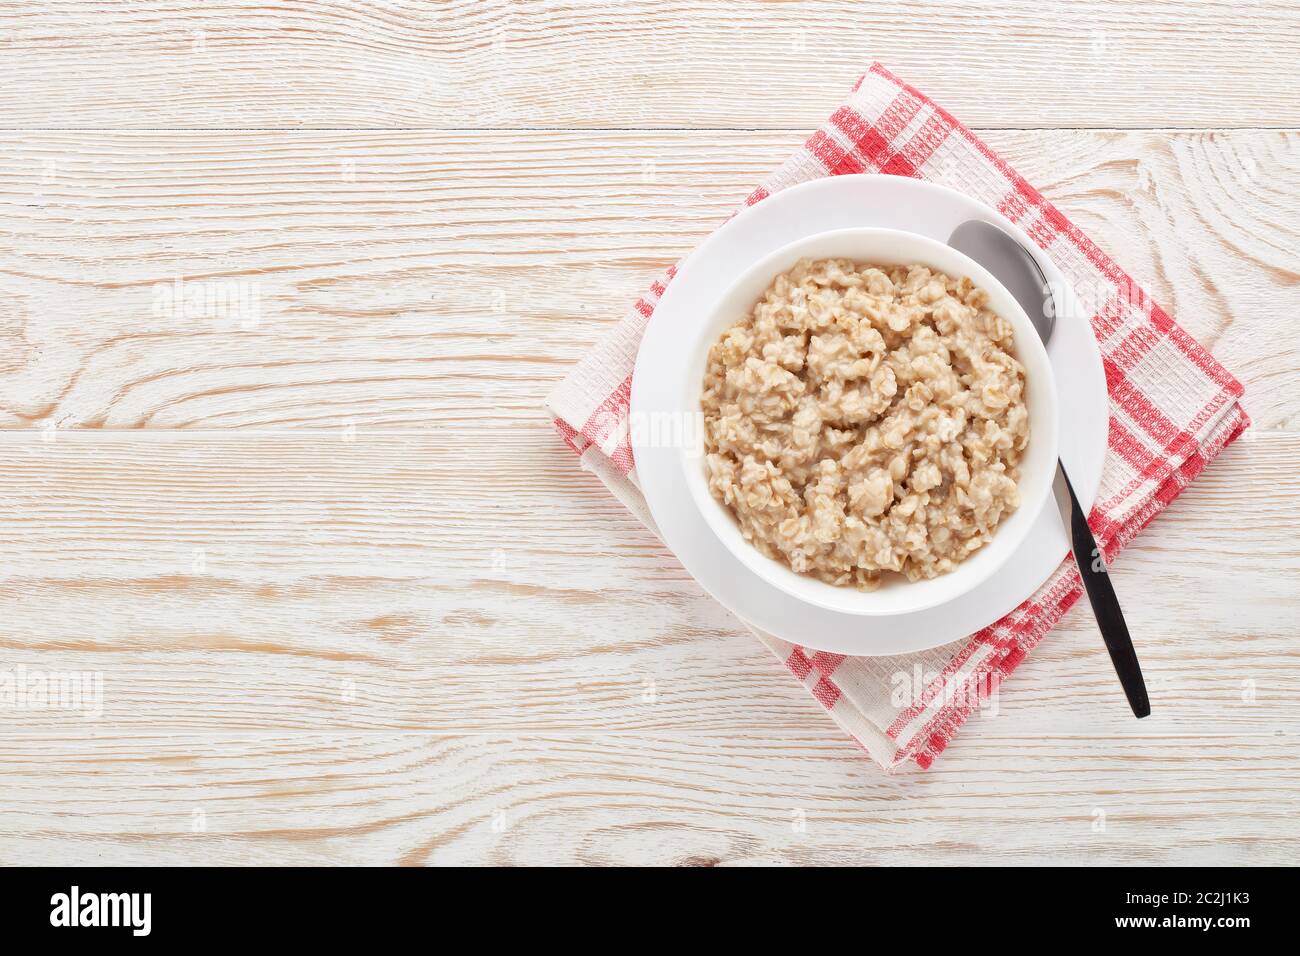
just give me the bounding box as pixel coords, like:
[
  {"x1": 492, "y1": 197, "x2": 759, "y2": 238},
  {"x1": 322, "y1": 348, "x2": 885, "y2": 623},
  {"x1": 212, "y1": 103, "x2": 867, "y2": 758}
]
[
  {"x1": 0, "y1": 432, "x2": 1295, "y2": 740},
  {"x1": 2, "y1": 731, "x2": 1296, "y2": 866},
  {"x1": 1, "y1": 2, "x2": 1297, "y2": 868},
  {"x1": 2, "y1": 129, "x2": 1296, "y2": 430},
  {"x1": 1, "y1": 1, "x2": 1297, "y2": 129}
]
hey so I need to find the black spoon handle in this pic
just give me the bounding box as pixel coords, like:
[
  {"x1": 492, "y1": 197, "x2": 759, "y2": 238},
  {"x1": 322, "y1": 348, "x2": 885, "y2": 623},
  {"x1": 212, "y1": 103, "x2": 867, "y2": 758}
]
[{"x1": 1056, "y1": 464, "x2": 1151, "y2": 718}]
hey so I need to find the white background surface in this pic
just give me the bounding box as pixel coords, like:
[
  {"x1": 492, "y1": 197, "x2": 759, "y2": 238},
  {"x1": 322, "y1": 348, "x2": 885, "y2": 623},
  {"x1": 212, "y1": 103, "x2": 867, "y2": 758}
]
[{"x1": 0, "y1": 1, "x2": 1296, "y2": 866}]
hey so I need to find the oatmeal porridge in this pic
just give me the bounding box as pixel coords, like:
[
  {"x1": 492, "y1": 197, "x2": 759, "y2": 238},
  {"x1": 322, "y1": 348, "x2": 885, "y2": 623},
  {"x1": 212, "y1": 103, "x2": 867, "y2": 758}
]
[{"x1": 702, "y1": 257, "x2": 1029, "y2": 589}]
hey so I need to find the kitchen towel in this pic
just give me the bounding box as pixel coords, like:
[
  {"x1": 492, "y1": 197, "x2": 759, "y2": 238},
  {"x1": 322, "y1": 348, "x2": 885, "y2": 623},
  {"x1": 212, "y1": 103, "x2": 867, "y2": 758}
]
[{"x1": 544, "y1": 63, "x2": 1249, "y2": 770}]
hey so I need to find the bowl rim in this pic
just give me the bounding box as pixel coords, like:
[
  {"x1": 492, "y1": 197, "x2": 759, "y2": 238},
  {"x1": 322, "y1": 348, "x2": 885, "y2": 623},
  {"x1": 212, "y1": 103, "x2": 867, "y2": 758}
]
[{"x1": 686, "y1": 225, "x2": 1060, "y2": 616}]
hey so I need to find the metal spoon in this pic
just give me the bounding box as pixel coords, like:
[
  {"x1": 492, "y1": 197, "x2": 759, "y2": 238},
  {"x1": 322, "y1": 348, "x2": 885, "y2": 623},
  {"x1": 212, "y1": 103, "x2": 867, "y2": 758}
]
[{"x1": 949, "y1": 220, "x2": 1150, "y2": 718}]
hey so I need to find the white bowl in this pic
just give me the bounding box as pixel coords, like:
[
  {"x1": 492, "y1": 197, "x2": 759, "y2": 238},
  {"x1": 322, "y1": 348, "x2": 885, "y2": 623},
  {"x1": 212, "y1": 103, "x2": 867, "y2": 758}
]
[{"x1": 682, "y1": 227, "x2": 1059, "y2": 616}]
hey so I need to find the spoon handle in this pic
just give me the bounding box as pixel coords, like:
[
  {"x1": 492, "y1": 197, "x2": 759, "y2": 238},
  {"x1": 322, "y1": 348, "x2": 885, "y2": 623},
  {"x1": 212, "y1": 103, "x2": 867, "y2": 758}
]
[{"x1": 1054, "y1": 463, "x2": 1151, "y2": 718}]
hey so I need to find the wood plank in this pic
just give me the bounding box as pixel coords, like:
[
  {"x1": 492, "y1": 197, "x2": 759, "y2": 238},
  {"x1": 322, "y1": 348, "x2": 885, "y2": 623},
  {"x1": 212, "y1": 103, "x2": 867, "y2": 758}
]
[
  {"x1": 2, "y1": 129, "x2": 1294, "y2": 430},
  {"x1": 0, "y1": 731, "x2": 1295, "y2": 865},
  {"x1": 1, "y1": 432, "x2": 1293, "y2": 739},
  {"x1": 1, "y1": 3, "x2": 1296, "y2": 867},
  {"x1": 0, "y1": 1, "x2": 1296, "y2": 129}
]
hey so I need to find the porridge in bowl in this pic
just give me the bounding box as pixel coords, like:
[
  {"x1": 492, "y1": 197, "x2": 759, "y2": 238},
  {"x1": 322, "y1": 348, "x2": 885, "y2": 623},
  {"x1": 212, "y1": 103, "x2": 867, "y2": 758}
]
[{"x1": 701, "y1": 257, "x2": 1029, "y2": 590}]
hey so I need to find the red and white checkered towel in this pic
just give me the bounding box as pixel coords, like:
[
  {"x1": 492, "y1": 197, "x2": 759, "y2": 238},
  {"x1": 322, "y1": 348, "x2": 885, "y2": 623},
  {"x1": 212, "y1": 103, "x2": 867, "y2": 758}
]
[{"x1": 544, "y1": 63, "x2": 1249, "y2": 770}]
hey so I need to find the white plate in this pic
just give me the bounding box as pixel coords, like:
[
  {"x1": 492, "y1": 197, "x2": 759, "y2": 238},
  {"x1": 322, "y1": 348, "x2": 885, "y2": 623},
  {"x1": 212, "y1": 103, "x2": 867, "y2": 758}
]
[{"x1": 631, "y1": 174, "x2": 1108, "y2": 656}]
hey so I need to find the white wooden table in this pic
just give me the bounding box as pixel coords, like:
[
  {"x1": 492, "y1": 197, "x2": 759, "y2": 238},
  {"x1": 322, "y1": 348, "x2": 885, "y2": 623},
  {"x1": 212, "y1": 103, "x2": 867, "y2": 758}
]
[{"x1": 1, "y1": 1, "x2": 1297, "y2": 866}]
